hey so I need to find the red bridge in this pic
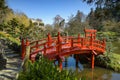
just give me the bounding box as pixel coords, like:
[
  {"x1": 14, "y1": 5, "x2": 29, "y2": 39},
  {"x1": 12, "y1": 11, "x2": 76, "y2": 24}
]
[{"x1": 21, "y1": 29, "x2": 106, "y2": 69}]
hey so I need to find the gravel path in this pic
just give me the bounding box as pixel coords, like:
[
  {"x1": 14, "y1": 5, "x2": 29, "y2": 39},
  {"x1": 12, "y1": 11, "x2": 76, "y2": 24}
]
[{"x1": 0, "y1": 49, "x2": 22, "y2": 80}]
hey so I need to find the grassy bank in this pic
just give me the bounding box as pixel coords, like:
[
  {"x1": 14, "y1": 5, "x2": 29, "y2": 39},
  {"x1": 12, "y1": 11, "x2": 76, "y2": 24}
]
[
  {"x1": 96, "y1": 31, "x2": 120, "y2": 72},
  {"x1": 95, "y1": 53, "x2": 120, "y2": 72}
]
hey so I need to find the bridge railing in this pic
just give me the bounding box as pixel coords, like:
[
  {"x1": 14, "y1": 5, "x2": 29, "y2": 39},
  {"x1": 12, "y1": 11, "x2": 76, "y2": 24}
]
[
  {"x1": 70, "y1": 37, "x2": 105, "y2": 52},
  {"x1": 93, "y1": 39, "x2": 106, "y2": 52},
  {"x1": 70, "y1": 37, "x2": 92, "y2": 48},
  {"x1": 21, "y1": 32, "x2": 106, "y2": 61}
]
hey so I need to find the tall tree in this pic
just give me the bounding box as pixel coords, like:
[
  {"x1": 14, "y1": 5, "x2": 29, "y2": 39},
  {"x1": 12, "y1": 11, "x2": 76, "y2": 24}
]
[
  {"x1": 0, "y1": 0, "x2": 10, "y2": 23},
  {"x1": 66, "y1": 10, "x2": 85, "y2": 35},
  {"x1": 44, "y1": 24, "x2": 53, "y2": 35},
  {"x1": 53, "y1": 15, "x2": 65, "y2": 32},
  {"x1": 84, "y1": 0, "x2": 120, "y2": 31},
  {"x1": 83, "y1": 0, "x2": 120, "y2": 21},
  {"x1": 87, "y1": 8, "x2": 104, "y2": 30},
  {"x1": 75, "y1": 10, "x2": 85, "y2": 22},
  {"x1": 0, "y1": 0, "x2": 6, "y2": 8}
]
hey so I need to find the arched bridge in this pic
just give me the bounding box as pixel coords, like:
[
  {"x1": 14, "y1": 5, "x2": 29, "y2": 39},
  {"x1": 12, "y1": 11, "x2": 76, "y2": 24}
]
[{"x1": 21, "y1": 29, "x2": 106, "y2": 69}]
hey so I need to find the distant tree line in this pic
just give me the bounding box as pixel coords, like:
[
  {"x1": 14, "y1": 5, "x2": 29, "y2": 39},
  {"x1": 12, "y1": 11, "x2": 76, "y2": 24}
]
[
  {"x1": 83, "y1": 0, "x2": 120, "y2": 34},
  {"x1": 45, "y1": 10, "x2": 87, "y2": 36},
  {"x1": 1, "y1": 0, "x2": 120, "y2": 44}
]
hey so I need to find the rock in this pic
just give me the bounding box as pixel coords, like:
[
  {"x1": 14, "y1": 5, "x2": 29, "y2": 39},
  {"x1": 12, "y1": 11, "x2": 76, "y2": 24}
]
[
  {"x1": 0, "y1": 39, "x2": 22, "y2": 80},
  {"x1": 0, "y1": 53, "x2": 7, "y2": 70},
  {"x1": 0, "y1": 56, "x2": 22, "y2": 80}
]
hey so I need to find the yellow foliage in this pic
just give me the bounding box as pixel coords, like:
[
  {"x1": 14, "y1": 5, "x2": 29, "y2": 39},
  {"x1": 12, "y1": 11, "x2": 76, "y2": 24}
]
[
  {"x1": 14, "y1": 13, "x2": 30, "y2": 27},
  {"x1": 4, "y1": 11, "x2": 30, "y2": 28},
  {"x1": 4, "y1": 12, "x2": 14, "y2": 22},
  {"x1": 0, "y1": 31, "x2": 20, "y2": 45},
  {"x1": 0, "y1": 31, "x2": 11, "y2": 37},
  {"x1": 15, "y1": 27, "x2": 20, "y2": 33}
]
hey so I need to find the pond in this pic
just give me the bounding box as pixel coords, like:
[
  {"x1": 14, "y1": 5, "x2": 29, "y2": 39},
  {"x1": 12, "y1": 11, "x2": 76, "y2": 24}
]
[{"x1": 62, "y1": 56, "x2": 120, "y2": 80}]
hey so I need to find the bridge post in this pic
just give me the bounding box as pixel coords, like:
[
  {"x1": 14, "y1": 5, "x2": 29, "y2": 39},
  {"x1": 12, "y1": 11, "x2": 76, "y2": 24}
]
[
  {"x1": 91, "y1": 34, "x2": 93, "y2": 49},
  {"x1": 47, "y1": 33, "x2": 52, "y2": 46},
  {"x1": 36, "y1": 41, "x2": 39, "y2": 51},
  {"x1": 44, "y1": 44, "x2": 46, "y2": 54},
  {"x1": 91, "y1": 54, "x2": 95, "y2": 69},
  {"x1": 58, "y1": 59, "x2": 62, "y2": 70},
  {"x1": 71, "y1": 38, "x2": 73, "y2": 47},
  {"x1": 57, "y1": 32, "x2": 62, "y2": 53},
  {"x1": 57, "y1": 32, "x2": 63, "y2": 70},
  {"x1": 75, "y1": 54, "x2": 79, "y2": 68},
  {"x1": 22, "y1": 39, "x2": 30, "y2": 72},
  {"x1": 21, "y1": 39, "x2": 25, "y2": 60},
  {"x1": 64, "y1": 58, "x2": 68, "y2": 68},
  {"x1": 81, "y1": 38, "x2": 84, "y2": 47},
  {"x1": 22, "y1": 39, "x2": 30, "y2": 60},
  {"x1": 26, "y1": 39, "x2": 30, "y2": 59}
]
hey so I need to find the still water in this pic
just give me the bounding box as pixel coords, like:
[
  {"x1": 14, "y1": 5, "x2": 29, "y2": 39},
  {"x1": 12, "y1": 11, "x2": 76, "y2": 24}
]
[
  {"x1": 62, "y1": 56, "x2": 120, "y2": 80},
  {"x1": 58, "y1": 41, "x2": 120, "y2": 80}
]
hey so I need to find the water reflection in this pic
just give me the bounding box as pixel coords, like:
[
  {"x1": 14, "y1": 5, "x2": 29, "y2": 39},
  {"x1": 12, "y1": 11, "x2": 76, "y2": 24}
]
[
  {"x1": 79, "y1": 67, "x2": 113, "y2": 80},
  {"x1": 62, "y1": 55, "x2": 120, "y2": 80},
  {"x1": 63, "y1": 55, "x2": 83, "y2": 71}
]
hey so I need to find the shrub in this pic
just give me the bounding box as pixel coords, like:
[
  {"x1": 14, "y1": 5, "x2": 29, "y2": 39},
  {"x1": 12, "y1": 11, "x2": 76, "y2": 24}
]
[
  {"x1": 18, "y1": 57, "x2": 79, "y2": 80},
  {"x1": 0, "y1": 31, "x2": 21, "y2": 52}
]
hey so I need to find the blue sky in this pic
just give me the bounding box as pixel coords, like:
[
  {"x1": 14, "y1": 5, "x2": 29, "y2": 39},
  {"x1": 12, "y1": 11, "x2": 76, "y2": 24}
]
[{"x1": 7, "y1": 0, "x2": 95, "y2": 24}]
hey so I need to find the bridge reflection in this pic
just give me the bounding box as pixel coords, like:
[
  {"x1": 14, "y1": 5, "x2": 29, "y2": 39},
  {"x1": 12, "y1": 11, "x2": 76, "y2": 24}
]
[{"x1": 62, "y1": 55, "x2": 113, "y2": 80}]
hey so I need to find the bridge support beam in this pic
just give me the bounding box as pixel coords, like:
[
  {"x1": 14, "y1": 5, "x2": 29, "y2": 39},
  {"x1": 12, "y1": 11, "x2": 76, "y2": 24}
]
[
  {"x1": 58, "y1": 59, "x2": 62, "y2": 70},
  {"x1": 74, "y1": 54, "x2": 79, "y2": 68},
  {"x1": 76, "y1": 58, "x2": 79, "y2": 68},
  {"x1": 91, "y1": 54, "x2": 95, "y2": 69},
  {"x1": 64, "y1": 58, "x2": 68, "y2": 68}
]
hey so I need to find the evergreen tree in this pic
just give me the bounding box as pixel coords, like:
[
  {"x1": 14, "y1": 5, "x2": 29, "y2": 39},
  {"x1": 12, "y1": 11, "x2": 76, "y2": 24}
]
[{"x1": 66, "y1": 10, "x2": 85, "y2": 35}]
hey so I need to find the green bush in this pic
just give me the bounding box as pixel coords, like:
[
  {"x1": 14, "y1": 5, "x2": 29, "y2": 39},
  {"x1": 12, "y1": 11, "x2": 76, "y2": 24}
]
[
  {"x1": 95, "y1": 54, "x2": 120, "y2": 72},
  {"x1": 97, "y1": 31, "x2": 118, "y2": 41},
  {"x1": 18, "y1": 57, "x2": 79, "y2": 80},
  {"x1": 0, "y1": 31, "x2": 21, "y2": 52}
]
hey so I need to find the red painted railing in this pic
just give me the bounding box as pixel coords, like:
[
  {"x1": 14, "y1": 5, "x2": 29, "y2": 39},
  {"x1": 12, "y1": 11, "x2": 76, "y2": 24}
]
[{"x1": 21, "y1": 29, "x2": 106, "y2": 69}]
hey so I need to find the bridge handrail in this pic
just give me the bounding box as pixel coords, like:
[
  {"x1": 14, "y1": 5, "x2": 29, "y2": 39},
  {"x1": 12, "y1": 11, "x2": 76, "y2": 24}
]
[{"x1": 21, "y1": 31, "x2": 106, "y2": 60}]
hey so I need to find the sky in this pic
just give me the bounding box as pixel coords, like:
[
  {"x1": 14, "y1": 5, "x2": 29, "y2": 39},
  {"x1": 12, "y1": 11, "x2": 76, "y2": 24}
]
[{"x1": 7, "y1": 0, "x2": 95, "y2": 24}]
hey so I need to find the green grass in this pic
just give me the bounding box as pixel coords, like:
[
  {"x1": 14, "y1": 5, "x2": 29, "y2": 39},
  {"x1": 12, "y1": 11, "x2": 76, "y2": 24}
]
[
  {"x1": 97, "y1": 31, "x2": 117, "y2": 36},
  {"x1": 96, "y1": 53, "x2": 120, "y2": 72},
  {"x1": 107, "y1": 53, "x2": 120, "y2": 72}
]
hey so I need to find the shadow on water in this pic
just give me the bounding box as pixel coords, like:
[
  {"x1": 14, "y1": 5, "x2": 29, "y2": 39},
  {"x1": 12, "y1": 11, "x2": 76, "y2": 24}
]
[{"x1": 62, "y1": 55, "x2": 120, "y2": 80}]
